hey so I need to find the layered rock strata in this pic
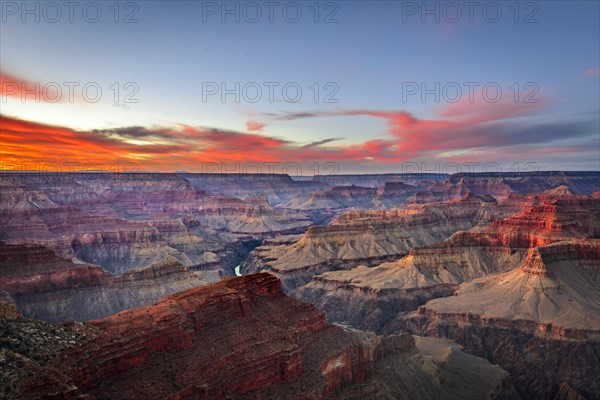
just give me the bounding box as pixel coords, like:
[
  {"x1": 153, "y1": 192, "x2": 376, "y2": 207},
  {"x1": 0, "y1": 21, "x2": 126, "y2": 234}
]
[
  {"x1": 295, "y1": 190, "x2": 599, "y2": 332},
  {"x1": 2, "y1": 273, "x2": 517, "y2": 400},
  {"x1": 243, "y1": 195, "x2": 503, "y2": 291},
  {"x1": 399, "y1": 240, "x2": 600, "y2": 400},
  {"x1": 0, "y1": 242, "x2": 205, "y2": 322}
]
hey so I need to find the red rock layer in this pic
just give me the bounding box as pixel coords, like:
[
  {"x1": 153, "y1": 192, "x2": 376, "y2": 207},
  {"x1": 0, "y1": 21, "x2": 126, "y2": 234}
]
[{"x1": 12, "y1": 273, "x2": 413, "y2": 400}]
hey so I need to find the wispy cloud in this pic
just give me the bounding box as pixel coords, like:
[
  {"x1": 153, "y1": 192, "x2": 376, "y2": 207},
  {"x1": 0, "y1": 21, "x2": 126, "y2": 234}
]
[
  {"x1": 302, "y1": 137, "x2": 344, "y2": 148},
  {"x1": 2, "y1": 84, "x2": 597, "y2": 171},
  {"x1": 245, "y1": 120, "x2": 266, "y2": 132}
]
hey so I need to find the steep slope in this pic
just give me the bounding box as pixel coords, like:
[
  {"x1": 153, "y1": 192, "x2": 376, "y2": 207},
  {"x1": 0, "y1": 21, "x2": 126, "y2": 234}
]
[
  {"x1": 243, "y1": 194, "x2": 503, "y2": 290},
  {"x1": 0, "y1": 242, "x2": 205, "y2": 322},
  {"x1": 400, "y1": 240, "x2": 600, "y2": 400},
  {"x1": 2, "y1": 273, "x2": 517, "y2": 400},
  {"x1": 295, "y1": 189, "x2": 599, "y2": 332}
]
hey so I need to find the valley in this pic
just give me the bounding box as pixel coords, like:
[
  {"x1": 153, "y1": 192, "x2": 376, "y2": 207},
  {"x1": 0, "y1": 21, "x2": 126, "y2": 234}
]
[{"x1": 1, "y1": 171, "x2": 598, "y2": 399}]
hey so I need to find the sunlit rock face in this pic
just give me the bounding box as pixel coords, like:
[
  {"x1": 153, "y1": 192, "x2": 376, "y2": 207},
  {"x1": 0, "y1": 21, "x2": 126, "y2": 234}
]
[
  {"x1": 290, "y1": 188, "x2": 600, "y2": 400},
  {"x1": 243, "y1": 194, "x2": 506, "y2": 291},
  {"x1": 398, "y1": 240, "x2": 600, "y2": 400}
]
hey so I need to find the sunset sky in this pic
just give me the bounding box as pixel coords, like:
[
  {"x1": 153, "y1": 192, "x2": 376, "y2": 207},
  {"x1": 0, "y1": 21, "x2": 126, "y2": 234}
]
[{"x1": 1, "y1": 1, "x2": 599, "y2": 174}]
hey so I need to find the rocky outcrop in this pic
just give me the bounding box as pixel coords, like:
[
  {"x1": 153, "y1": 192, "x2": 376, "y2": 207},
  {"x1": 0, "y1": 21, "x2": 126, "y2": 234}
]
[
  {"x1": 294, "y1": 190, "x2": 599, "y2": 335},
  {"x1": 179, "y1": 173, "x2": 329, "y2": 205},
  {"x1": 3, "y1": 273, "x2": 517, "y2": 400},
  {"x1": 243, "y1": 195, "x2": 504, "y2": 291},
  {"x1": 310, "y1": 173, "x2": 446, "y2": 188},
  {"x1": 0, "y1": 242, "x2": 206, "y2": 322},
  {"x1": 397, "y1": 240, "x2": 600, "y2": 399}
]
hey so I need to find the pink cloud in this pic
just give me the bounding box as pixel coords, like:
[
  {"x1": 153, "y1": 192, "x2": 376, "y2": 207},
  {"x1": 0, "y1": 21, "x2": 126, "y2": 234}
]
[
  {"x1": 585, "y1": 68, "x2": 600, "y2": 77},
  {"x1": 4, "y1": 79, "x2": 594, "y2": 170},
  {"x1": 245, "y1": 120, "x2": 266, "y2": 132}
]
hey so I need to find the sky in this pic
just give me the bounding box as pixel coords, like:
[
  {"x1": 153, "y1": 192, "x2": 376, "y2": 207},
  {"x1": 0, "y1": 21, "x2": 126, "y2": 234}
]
[{"x1": 0, "y1": 0, "x2": 599, "y2": 174}]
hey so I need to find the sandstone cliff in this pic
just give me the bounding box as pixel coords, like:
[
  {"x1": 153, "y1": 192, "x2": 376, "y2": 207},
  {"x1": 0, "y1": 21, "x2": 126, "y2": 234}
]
[
  {"x1": 2, "y1": 273, "x2": 517, "y2": 400},
  {"x1": 243, "y1": 194, "x2": 505, "y2": 291},
  {"x1": 0, "y1": 242, "x2": 206, "y2": 322}
]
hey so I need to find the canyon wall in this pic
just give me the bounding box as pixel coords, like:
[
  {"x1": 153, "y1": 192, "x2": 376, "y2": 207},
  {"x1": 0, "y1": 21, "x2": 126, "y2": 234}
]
[{"x1": 2, "y1": 273, "x2": 517, "y2": 400}]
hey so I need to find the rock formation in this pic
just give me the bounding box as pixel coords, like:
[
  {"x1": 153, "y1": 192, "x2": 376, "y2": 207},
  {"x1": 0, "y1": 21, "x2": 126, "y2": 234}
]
[
  {"x1": 2, "y1": 170, "x2": 599, "y2": 400},
  {"x1": 0, "y1": 241, "x2": 207, "y2": 322},
  {"x1": 2, "y1": 273, "x2": 517, "y2": 400},
  {"x1": 179, "y1": 172, "x2": 329, "y2": 205},
  {"x1": 243, "y1": 194, "x2": 504, "y2": 291},
  {"x1": 292, "y1": 188, "x2": 599, "y2": 399},
  {"x1": 281, "y1": 182, "x2": 430, "y2": 211},
  {"x1": 295, "y1": 190, "x2": 599, "y2": 331},
  {"x1": 399, "y1": 240, "x2": 600, "y2": 400},
  {"x1": 409, "y1": 171, "x2": 599, "y2": 203}
]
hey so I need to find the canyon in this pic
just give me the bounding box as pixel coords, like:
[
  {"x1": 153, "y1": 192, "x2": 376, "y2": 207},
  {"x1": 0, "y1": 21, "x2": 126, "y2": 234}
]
[
  {"x1": 1, "y1": 273, "x2": 518, "y2": 400},
  {"x1": 1, "y1": 170, "x2": 599, "y2": 399}
]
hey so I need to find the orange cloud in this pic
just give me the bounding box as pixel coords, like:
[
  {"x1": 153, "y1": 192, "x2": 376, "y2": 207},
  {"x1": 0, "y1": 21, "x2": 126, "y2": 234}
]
[{"x1": 1, "y1": 87, "x2": 595, "y2": 172}]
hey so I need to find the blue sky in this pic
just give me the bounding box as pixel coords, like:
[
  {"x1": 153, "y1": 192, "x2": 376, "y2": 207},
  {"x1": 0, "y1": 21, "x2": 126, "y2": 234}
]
[{"x1": 1, "y1": 1, "x2": 599, "y2": 172}]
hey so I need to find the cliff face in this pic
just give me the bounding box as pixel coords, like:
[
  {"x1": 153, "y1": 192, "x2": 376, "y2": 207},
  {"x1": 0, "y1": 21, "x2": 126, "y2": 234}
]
[
  {"x1": 179, "y1": 173, "x2": 329, "y2": 205},
  {"x1": 391, "y1": 239, "x2": 600, "y2": 400},
  {"x1": 294, "y1": 190, "x2": 599, "y2": 332},
  {"x1": 3, "y1": 273, "x2": 517, "y2": 400},
  {"x1": 243, "y1": 195, "x2": 505, "y2": 291},
  {"x1": 0, "y1": 242, "x2": 205, "y2": 322},
  {"x1": 408, "y1": 171, "x2": 600, "y2": 203}
]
